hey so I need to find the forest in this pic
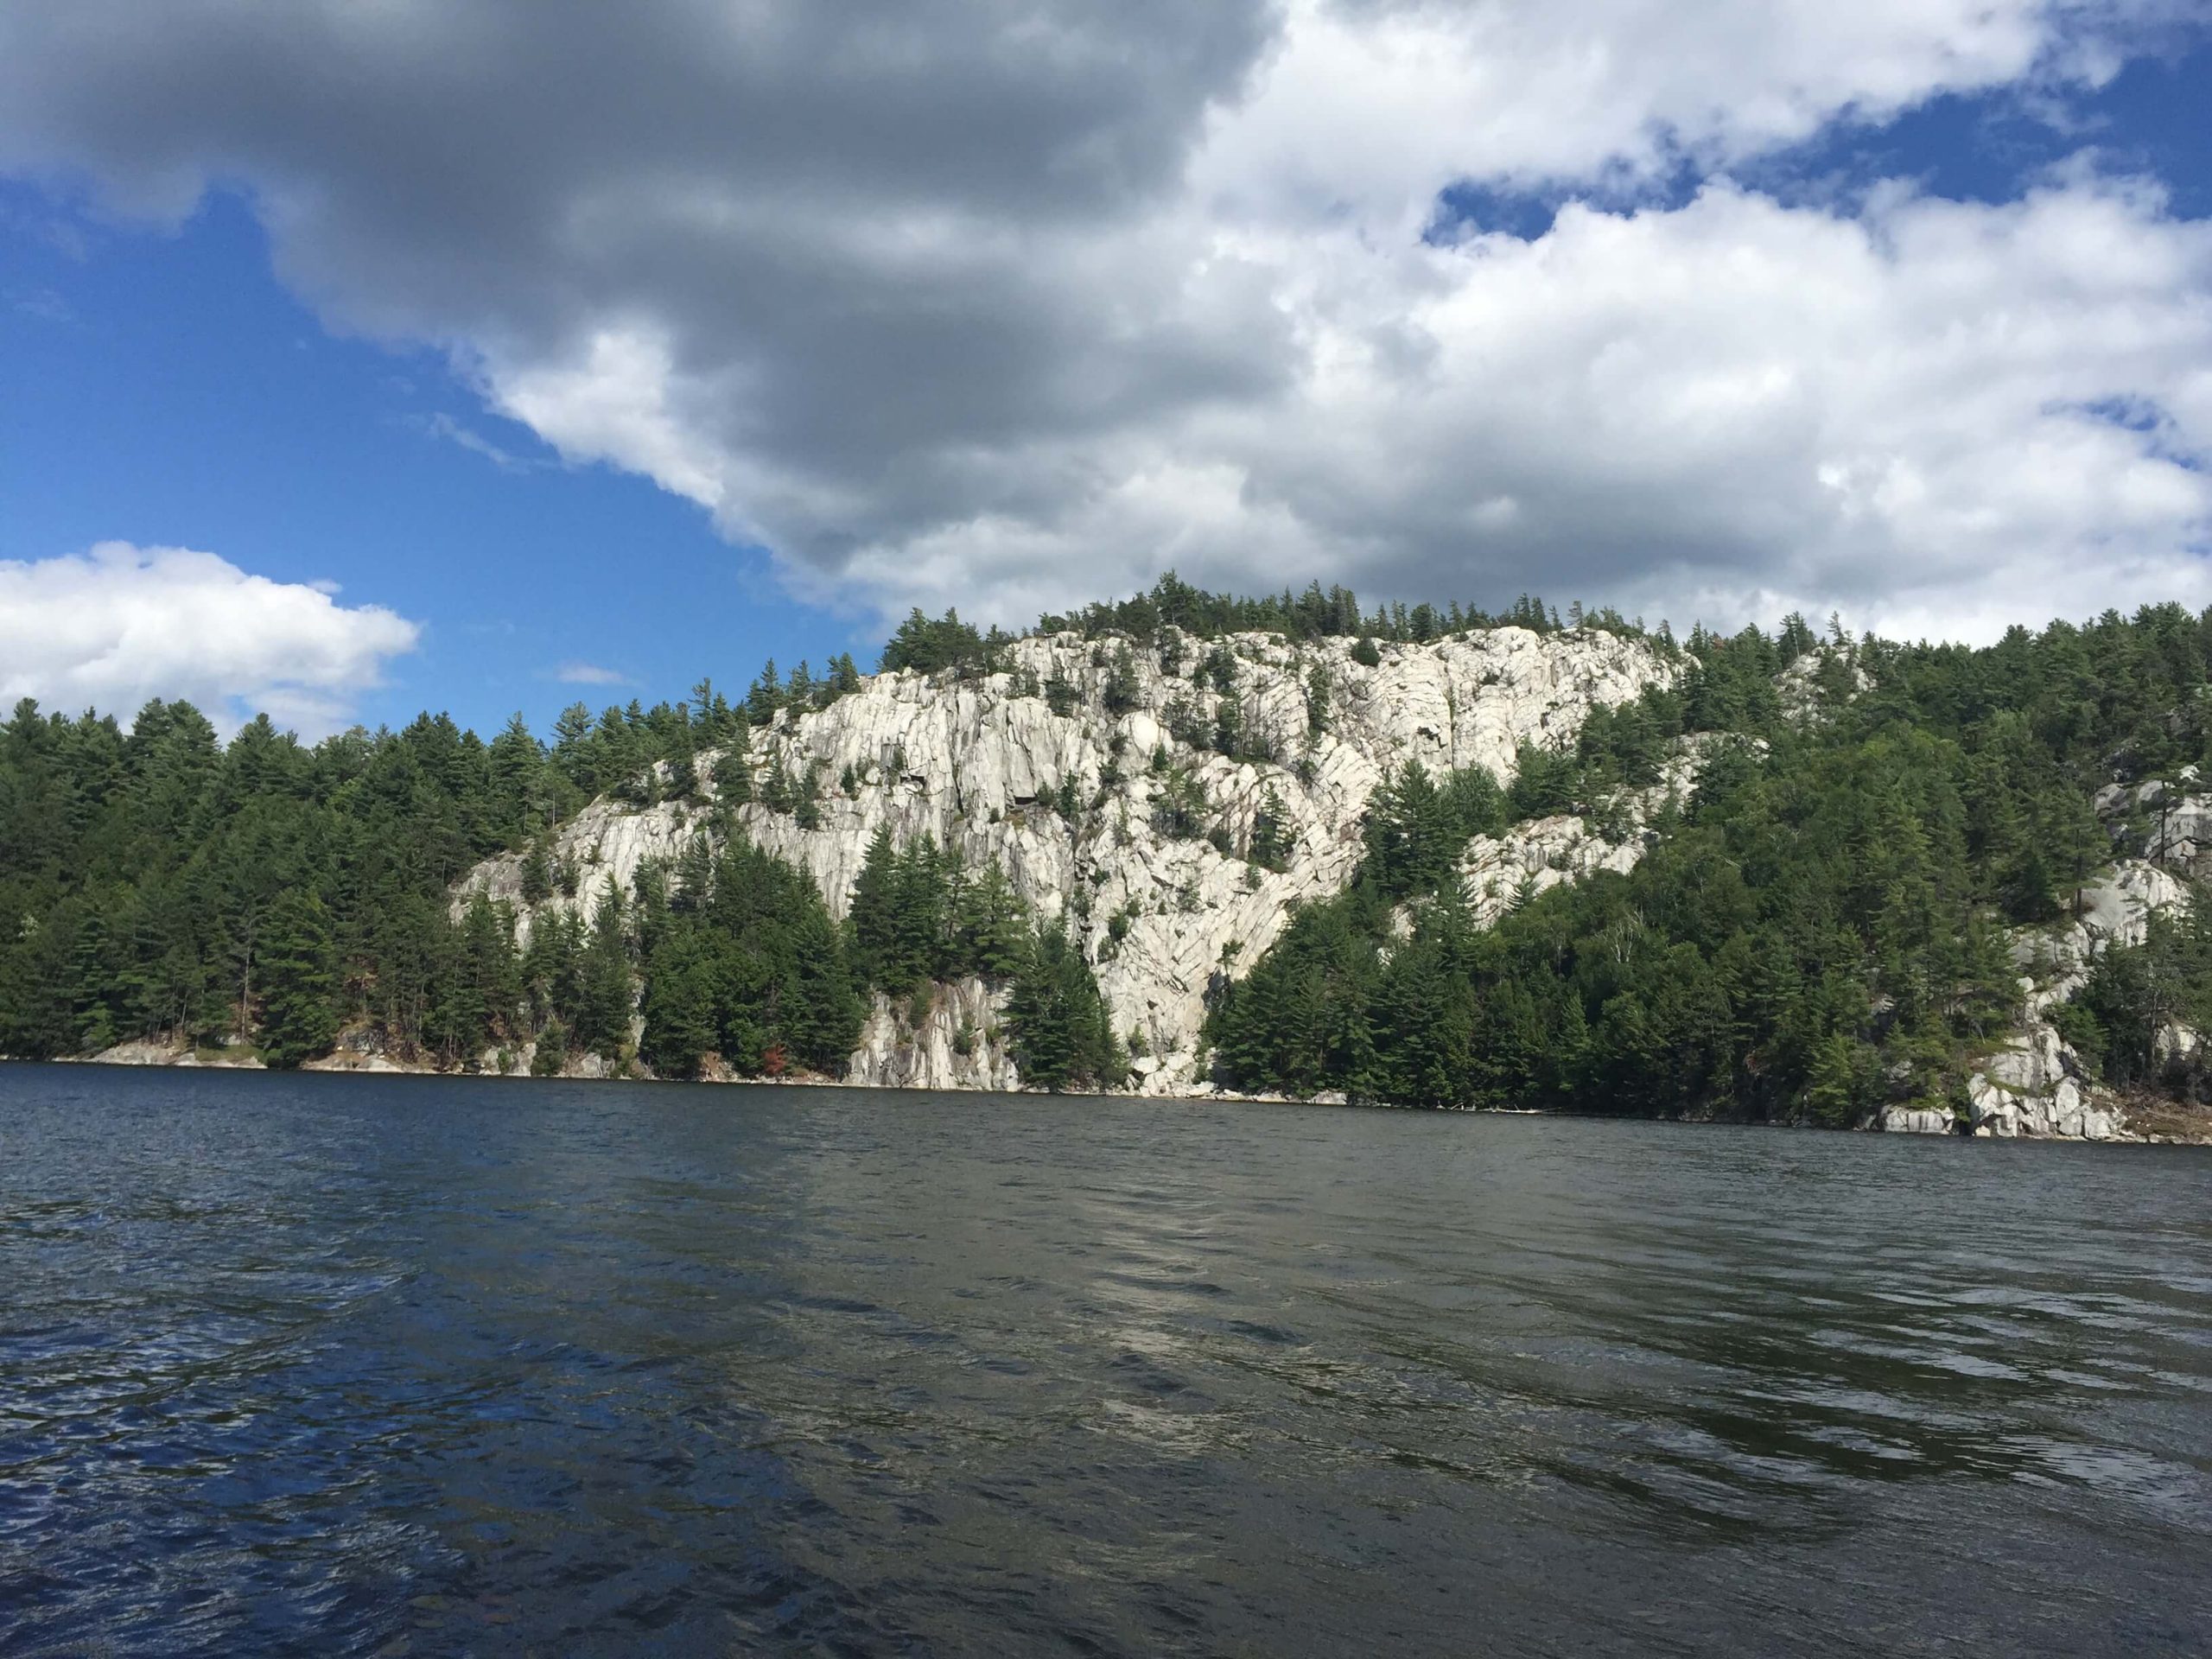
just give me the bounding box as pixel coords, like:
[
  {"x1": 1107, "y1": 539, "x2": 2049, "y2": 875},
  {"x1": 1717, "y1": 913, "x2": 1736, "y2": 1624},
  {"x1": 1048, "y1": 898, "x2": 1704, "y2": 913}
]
[
  {"x1": 5, "y1": 573, "x2": 2212, "y2": 1117},
  {"x1": 1210, "y1": 603, "x2": 2212, "y2": 1122},
  {"x1": 0, "y1": 684, "x2": 1122, "y2": 1090}
]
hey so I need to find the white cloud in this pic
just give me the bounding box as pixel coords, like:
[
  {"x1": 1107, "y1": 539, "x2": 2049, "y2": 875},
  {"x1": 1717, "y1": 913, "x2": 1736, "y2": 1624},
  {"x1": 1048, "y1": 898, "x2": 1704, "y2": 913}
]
[
  {"x1": 1194, "y1": 0, "x2": 2061, "y2": 230},
  {"x1": 553, "y1": 661, "x2": 630, "y2": 687},
  {"x1": 2, "y1": 2, "x2": 2208, "y2": 641},
  {"x1": 0, "y1": 543, "x2": 421, "y2": 737},
  {"x1": 404, "y1": 411, "x2": 538, "y2": 474}
]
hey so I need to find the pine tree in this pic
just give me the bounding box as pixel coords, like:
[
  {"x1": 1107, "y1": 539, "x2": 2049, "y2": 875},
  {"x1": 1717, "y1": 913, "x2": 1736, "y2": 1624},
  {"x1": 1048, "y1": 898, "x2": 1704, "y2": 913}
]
[
  {"x1": 257, "y1": 890, "x2": 339, "y2": 1069},
  {"x1": 1305, "y1": 663, "x2": 1332, "y2": 737},
  {"x1": 1006, "y1": 920, "x2": 1125, "y2": 1090},
  {"x1": 520, "y1": 835, "x2": 554, "y2": 904},
  {"x1": 747, "y1": 659, "x2": 781, "y2": 725},
  {"x1": 531, "y1": 1017, "x2": 569, "y2": 1077},
  {"x1": 849, "y1": 823, "x2": 900, "y2": 986},
  {"x1": 1249, "y1": 784, "x2": 1290, "y2": 871},
  {"x1": 641, "y1": 923, "x2": 720, "y2": 1078},
  {"x1": 575, "y1": 880, "x2": 634, "y2": 1059}
]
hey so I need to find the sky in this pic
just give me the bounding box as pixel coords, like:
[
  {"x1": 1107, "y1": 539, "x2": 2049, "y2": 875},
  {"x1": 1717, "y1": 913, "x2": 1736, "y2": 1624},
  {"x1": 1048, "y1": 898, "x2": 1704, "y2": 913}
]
[{"x1": 2, "y1": 1, "x2": 2209, "y2": 741}]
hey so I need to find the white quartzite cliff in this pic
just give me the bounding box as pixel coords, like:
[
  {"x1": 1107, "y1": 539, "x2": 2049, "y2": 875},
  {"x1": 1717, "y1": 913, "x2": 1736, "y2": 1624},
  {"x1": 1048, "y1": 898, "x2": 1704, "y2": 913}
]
[{"x1": 459, "y1": 626, "x2": 1676, "y2": 1090}]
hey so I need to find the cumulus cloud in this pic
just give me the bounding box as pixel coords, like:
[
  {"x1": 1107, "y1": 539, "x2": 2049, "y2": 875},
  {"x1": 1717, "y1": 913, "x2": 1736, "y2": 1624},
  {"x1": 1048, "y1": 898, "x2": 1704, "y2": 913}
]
[
  {"x1": 2, "y1": 1, "x2": 2207, "y2": 639},
  {"x1": 0, "y1": 543, "x2": 421, "y2": 736}
]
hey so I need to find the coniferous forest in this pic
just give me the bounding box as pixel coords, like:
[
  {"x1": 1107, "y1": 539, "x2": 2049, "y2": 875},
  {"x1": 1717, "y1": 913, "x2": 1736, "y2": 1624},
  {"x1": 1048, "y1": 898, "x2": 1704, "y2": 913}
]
[
  {"x1": 0, "y1": 666, "x2": 1122, "y2": 1089},
  {"x1": 1210, "y1": 602, "x2": 2212, "y2": 1122},
  {"x1": 7, "y1": 575, "x2": 2212, "y2": 1122}
]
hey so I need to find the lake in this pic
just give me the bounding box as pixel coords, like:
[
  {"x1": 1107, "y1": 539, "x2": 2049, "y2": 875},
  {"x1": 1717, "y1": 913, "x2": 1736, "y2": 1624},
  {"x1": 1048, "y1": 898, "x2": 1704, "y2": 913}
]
[{"x1": 2, "y1": 1065, "x2": 2207, "y2": 1656}]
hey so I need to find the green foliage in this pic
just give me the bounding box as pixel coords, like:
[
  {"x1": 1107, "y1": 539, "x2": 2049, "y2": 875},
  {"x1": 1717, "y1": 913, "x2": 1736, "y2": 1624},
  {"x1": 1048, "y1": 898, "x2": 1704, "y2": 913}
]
[
  {"x1": 849, "y1": 827, "x2": 1036, "y2": 994},
  {"x1": 1033, "y1": 572, "x2": 1650, "y2": 651},
  {"x1": 1103, "y1": 645, "x2": 1141, "y2": 715},
  {"x1": 520, "y1": 836, "x2": 554, "y2": 904},
  {"x1": 531, "y1": 1017, "x2": 569, "y2": 1077},
  {"x1": 880, "y1": 607, "x2": 995, "y2": 677},
  {"x1": 632, "y1": 838, "x2": 866, "y2": 1078},
  {"x1": 1005, "y1": 919, "x2": 1126, "y2": 1090},
  {"x1": 792, "y1": 764, "x2": 823, "y2": 830},
  {"x1": 1249, "y1": 785, "x2": 1291, "y2": 871},
  {"x1": 574, "y1": 881, "x2": 635, "y2": 1060},
  {"x1": 1306, "y1": 664, "x2": 1332, "y2": 737},
  {"x1": 1211, "y1": 601, "x2": 2212, "y2": 1119},
  {"x1": 1149, "y1": 766, "x2": 1208, "y2": 840},
  {"x1": 0, "y1": 691, "x2": 563, "y2": 1064},
  {"x1": 1361, "y1": 760, "x2": 1504, "y2": 899},
  {"x1": 2067, "y1": 907, "x2": 2212, "y2": 1097},
  {"x1": 257, "y1": 890, "x2": 339, "y2": 1069}
]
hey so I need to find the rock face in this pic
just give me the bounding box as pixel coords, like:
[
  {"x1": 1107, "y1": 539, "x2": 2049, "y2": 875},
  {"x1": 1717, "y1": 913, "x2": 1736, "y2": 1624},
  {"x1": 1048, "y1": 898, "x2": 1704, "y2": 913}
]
[
  {"x1": 1457, "y1": 816, "x2": 1645, "y2": 929},
  {"x1": 88, "y1": 1038, "x2": 264, "y2": 1069},
  {"x1": 847, "y1": 977, "x2": 1020, "y2": 1090},
  {"x1": 1878, "y1": 1104, "x2": 1955, "y2": 1136},
  {"x1": 1777, "y1": 647, "x2": 1872, "y2": 724},
  {"x1": 2100, "y1": 771, "x2": 2212, "y2": 874},
  {"x1": 2011, "y1": 861, "x2": 2189, "y2": 1016},
  {"x1": 459, "y1": 625, "x2": 1676, "y2": 1090},
  {"x1": 1951, "y1": 856, "x2": 2190, "y2": 1141},
  {"x1": 1452, "y1": 741, "x2": 1714, "y2": 927},
  {"x1": 1965, "y1": 1025, "x2": 2122, "y2": 1141}
]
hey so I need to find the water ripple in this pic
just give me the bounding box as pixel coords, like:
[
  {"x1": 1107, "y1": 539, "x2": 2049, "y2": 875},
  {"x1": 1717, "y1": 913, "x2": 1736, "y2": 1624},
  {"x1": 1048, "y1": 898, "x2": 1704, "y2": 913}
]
[{"x1": 2, "y1": 1067, "x2": 2208, "y2": 1656}]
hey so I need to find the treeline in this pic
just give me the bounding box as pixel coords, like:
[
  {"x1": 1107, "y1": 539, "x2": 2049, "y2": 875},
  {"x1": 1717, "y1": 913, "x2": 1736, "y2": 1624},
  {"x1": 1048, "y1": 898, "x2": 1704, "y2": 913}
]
[
  {"x1": 874, "y1": 571, "x2": 1664, "y2": 683},
  {"x1": 1209, "y1": 602, "x2": 2212, "y2": 1122},
  {"x1": 1033, "y1": 571, "x2": 1656, "y2": 650},
  {"x1": 0, "y1": 688, "x2": 1120, "y2": 1086}
]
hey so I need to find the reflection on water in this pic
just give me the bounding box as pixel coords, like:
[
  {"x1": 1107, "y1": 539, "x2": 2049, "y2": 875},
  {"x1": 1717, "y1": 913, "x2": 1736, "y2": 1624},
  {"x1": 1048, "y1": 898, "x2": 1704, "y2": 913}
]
[{"x1": 2, "y1": 1065, "x2": 2208, "y2": 1656}]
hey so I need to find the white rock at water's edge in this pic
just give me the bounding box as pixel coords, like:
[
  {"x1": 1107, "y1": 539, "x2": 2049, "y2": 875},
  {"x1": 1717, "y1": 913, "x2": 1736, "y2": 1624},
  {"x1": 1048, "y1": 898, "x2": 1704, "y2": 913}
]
[
  {"x1": 847, "y1": 977, "x2": 1020, "y2": 1090},
  {"x1": 1878, "y1": 1104, "x2": 1955, "y2": 1135}
]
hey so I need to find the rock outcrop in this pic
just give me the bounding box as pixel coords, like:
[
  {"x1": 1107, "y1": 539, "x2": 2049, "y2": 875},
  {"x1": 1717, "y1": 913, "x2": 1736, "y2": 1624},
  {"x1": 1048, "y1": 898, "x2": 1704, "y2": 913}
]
[
  {"x1": 1777, "y1": 646, "x2": 1872, "y2": 724},
  {"x1": 459, "y1": 625, "x2": 1677, "y2": 1090},
  {"x1": 2010, "y1": 860, "x2": 2188, "y2": 1016},
  {"x1": 1874, "y1": 858, "x2": 2190, "y2": 1141},
  {"x1": 87, "y1": 1038, "x2": 265, "y2": 1069},
  {"x1": 846, "y1": 977, "x2": 1020, "y2": 1091},
  {"x1": 1964, "y1": 1025, "x2": 2123, "y2": 1141},
  {"x1": 1453, "y1": 740, "x2": 1716, "y2": 927},
  {"x1": 2099, "y1": 771, "x2": 2212, "y2": 875},
  {"x1": 1943, "y1": 858, "x2": 2186, "y2": 1141}
]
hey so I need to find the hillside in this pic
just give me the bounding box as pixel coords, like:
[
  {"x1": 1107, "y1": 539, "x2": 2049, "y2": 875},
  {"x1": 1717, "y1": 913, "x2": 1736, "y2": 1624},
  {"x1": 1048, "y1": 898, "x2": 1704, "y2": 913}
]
[
  {"x1": 453, "y1": 623, "x2": 1667, "y2": 1092},
  {"x1": 9, "y1": 578, "x2": 2212, "y2": 1141}
]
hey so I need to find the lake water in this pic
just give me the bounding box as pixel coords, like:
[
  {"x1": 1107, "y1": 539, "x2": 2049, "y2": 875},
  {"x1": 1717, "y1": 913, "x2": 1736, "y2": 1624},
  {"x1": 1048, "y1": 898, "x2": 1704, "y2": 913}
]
[{"x1": 2, "y1": 1065, "x2": 2208, "y2": 1656}]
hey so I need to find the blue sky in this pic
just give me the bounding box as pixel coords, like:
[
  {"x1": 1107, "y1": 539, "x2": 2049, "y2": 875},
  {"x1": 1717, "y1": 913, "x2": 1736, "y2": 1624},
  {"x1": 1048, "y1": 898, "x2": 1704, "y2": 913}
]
[
  {"x1": 2, "y1": 3, "x2": 2208, "y2": 740},
  {"x1": 2, "y1": 187, "x2": 855, "y2": 738}
]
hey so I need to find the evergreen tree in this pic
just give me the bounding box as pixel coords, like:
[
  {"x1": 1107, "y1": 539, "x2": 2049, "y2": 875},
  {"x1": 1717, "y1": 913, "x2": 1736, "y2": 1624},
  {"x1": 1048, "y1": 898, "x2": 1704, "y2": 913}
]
[
  {"x1": 1006, "y1": 920, "x2": 1125, "y2": 1090},
  {"x1": 1249, "y1": 784, "x2": 1291, "y2": 871},
  {"x1": 575, "y1": 880, "x2": 634, "y2": 1059},
  {"x1": 520, "y1": 836, "x2": 554, "y2": 904},
  {"x1": 257, "y1": 890, "x2": 339, "y2": 1069}
]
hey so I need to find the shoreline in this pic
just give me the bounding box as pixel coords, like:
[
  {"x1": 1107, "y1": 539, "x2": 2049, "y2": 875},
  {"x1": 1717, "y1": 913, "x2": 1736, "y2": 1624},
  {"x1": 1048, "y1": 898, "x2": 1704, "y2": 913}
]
[{"x1": 14, "y1": 1048, "x2": 2209, "y2": 1144}]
